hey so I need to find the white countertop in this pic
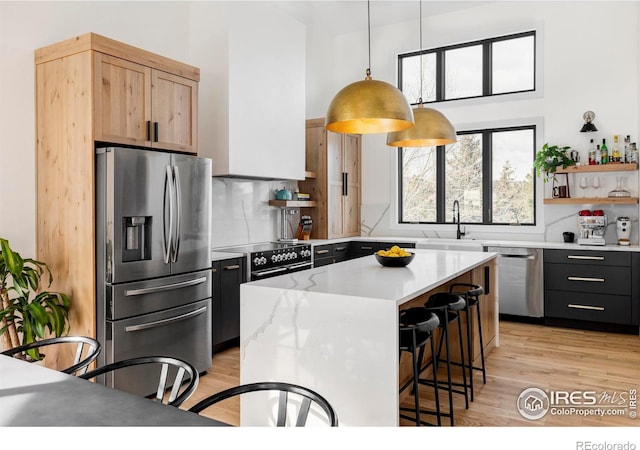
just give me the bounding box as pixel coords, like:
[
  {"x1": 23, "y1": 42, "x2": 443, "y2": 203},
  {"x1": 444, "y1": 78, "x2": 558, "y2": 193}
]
[
  {"x1": 306, "y1": 237, "x2": 640, "y2": 252},
  {"x1": 211, "y1": 250, "x2": 245, "y2": 261},
  {"x1": 245, "y1": 248, "x2": 496, "y2": 306}
]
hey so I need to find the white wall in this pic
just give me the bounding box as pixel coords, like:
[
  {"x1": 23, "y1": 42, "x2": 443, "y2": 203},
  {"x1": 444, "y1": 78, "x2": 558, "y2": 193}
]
[
  {"x1": 0, "y1": 1, "x2": 191, "y2": 257},
  {"x1": 305, "y1": 1, "x2": 640, "y2": 243},
  {"x1": 0, "y1": 1, "x2": 301, "y2": 256}
]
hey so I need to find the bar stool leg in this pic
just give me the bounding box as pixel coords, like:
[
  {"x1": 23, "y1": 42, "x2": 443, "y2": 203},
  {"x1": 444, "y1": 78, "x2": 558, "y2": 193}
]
[
  {"x1": 476, "y1": 298, "x2": 487, "y2": 384},
  {"x1": 411, "y1": 333, "x2": 421, "y2": 426},
  {"x1": 429, "y1": 330, "x2": 442, "y2": 426},
  {"x1": 442, "y1": 316, "x2": 455, "y2": 426},
  {"x1": 465, "y1": 301, "x2": 475, "y2": 402},
  {"x1": 456, "y1": 313, "x2": 469, "y2": 409}
]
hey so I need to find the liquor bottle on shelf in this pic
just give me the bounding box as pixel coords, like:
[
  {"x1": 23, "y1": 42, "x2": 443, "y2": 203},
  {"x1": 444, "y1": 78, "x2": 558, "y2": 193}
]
[
  {"x1": 596, "y1": 144, "x2": 602, "y2": 164},
  {"x1": 601, "y1": 138, "x2": 609, "y2": 164},
  {"x1": 612, "y1": 135, "x2": 621, "y2": 162},
  {"x1": 588, "y1": 139, "x2": 596, "y2": 165},
  {"x1": 629, "y1": 142, "x2": 638, "y2": 164},
  {"x1": 623, "y1": 135, "x2": 631, "y2": 163}
]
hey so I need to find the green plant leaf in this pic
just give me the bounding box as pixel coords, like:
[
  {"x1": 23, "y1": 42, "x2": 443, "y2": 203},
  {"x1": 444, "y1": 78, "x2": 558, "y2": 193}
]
[
  {"x1": 26, "y1": 302, "x2": 48, "y2": 325},
  {"x1": 0, "y1": 238, "x2": 24, "y2": 275}
]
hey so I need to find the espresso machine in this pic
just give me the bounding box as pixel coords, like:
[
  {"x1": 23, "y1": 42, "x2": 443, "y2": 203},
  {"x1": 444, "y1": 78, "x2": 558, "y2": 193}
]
[{"x1": 578, "y1": 215, "x2": 607, "y2": 246}]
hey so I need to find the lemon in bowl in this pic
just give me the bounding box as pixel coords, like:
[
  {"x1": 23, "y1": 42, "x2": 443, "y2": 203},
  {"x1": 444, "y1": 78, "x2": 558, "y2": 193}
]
[{"x1": 374, "y1": 246, "x2": 415, "y2": 267}]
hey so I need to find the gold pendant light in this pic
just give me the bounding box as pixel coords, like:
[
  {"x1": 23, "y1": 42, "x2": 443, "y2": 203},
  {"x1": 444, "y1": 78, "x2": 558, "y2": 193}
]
[
  {"x1": 326, "y1": 1, "x2": 414, "y2": 134},
  {"x1": 386, "y1": 0, "x2": 456, "y2": 147}
]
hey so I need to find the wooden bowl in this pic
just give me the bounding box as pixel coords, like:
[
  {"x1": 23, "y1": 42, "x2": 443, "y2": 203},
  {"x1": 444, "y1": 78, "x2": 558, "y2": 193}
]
[{"x1": 374, "y1": 252, "x2": 415, "y2": 267}]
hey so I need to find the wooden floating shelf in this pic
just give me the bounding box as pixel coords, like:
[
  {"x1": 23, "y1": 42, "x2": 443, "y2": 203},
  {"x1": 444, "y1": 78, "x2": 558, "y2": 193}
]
[
  {"x1": 304, "y1": 171, "x2": 317, "y2": 179},
  {"x1": 268, "y1": 200, "x2": 317, "y2": 208},
  {"x1": 544, "y1": 197, "x2": 639, "y2": 205},
  {"x1": 555, "y1": 163, "x2": 638, "y2": 174}
]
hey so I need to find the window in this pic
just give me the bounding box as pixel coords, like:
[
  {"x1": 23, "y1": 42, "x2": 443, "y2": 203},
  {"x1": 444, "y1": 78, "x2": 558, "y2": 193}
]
[
  {"x1": 399, "y1": 126, "x2": 536, "y2": 225},
  {"x1": 398, "y1": 31, "x2": 535, "y2": 103}
]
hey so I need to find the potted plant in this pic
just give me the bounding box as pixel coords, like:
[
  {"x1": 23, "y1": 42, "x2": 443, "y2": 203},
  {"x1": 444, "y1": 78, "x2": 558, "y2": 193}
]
[
  {"x1": 533, "y1": 143, "x2": 576, "y2": 182},
  {"x1": 0, "y1": 238, "x2": 70, "y2": 361}
]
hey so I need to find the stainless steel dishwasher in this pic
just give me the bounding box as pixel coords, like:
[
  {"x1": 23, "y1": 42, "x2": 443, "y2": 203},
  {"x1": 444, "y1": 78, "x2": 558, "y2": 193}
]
[{"x1": 485, "y1": 246, "x2": 544, "y2": 320}]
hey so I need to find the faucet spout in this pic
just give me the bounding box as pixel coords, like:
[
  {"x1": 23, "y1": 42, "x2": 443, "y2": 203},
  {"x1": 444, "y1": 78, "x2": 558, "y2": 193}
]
[{"x1": 453, "y1": 200, "x2": 465, "y2": 240}]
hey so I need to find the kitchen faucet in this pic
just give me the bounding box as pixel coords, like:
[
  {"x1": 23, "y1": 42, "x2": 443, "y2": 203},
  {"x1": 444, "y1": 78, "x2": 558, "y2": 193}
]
[{"x1": 453, "y1": 200, "x2": 466, "y2": 239}]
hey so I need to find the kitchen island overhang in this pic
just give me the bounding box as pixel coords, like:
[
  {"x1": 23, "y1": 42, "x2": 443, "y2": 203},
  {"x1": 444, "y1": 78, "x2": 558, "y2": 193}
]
[{"x1": 239, "y1": 248, "x2": 498, "y2": 426}]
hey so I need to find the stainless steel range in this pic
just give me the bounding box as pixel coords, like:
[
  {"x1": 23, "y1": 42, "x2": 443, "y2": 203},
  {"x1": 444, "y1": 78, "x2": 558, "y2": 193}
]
[{"x1": 221, "y1": 242, "x2": 312, "y2": 281}]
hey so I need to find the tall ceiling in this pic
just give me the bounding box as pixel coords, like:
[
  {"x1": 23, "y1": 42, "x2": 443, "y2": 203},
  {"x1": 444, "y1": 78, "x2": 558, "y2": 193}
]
[{"x1": 274, "y1": 1, "x2": 491, "y2": 36}]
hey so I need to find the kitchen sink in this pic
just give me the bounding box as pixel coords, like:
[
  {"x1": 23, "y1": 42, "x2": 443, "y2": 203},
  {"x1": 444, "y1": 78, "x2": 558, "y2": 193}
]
[{"x1": 416, "y1": 238, "x2": 484, "y2": 252}]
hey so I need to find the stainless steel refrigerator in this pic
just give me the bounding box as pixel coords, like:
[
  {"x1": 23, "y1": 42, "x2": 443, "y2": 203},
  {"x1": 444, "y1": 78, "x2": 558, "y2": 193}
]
[{"x1": 95, "y1": 146, "x2": 212, "y2": 397}]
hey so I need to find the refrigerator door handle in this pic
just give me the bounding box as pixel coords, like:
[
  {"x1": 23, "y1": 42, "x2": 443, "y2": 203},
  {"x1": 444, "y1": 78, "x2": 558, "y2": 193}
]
[
  {"x1": 163, "y1": 165, "x2": 174, "y2": 264},
  {"x1": 124, "y1": 306, "x2": 208, "y2": 332},
  {"x1": 124, "y1": 276, "x2": 208, "y2": 296},
  {"x1": 171, "y1": 165, "x2": 181, "y2": 263}
]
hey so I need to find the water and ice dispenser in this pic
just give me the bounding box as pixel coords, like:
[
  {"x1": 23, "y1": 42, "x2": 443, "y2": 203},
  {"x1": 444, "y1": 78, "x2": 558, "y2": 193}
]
[{"x1": 122, "y1": 216, "x2": 151, "y2": 262}]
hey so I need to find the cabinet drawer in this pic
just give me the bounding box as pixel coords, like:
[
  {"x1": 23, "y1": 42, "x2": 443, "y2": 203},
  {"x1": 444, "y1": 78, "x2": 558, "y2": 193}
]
[
  {"x1": 545, "y1": 290, "x2": 632, "y2": 324},
  {"x1": 313, "y1": 257, "x2": 333, "y2": 268},
  {"x1": 352, "y1": 242, "x2": 378, "y2": 257},
  {"x1": 544, "y1": 263, "x2": 630, "y2": 295},
  {"x1": 544, "y1": 249, "x2": 630, "y2": 266},
  {"x1": 332, "y1": 243, "x2": 351, "y2": 262},
  {"x1": 313, "y1": 244, "x2": 333, "y2": 259}
]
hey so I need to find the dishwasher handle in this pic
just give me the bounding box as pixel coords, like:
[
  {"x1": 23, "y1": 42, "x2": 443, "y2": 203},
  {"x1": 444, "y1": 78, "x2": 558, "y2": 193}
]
[{"x1": 501, "y1": 254, "x2": 536, "y2": 259}]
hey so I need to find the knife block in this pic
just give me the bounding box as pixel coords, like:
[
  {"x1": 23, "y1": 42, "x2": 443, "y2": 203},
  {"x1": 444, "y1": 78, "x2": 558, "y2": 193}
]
[{"x1": 296, "y1": 215, "x2": 312, "y2": 240}]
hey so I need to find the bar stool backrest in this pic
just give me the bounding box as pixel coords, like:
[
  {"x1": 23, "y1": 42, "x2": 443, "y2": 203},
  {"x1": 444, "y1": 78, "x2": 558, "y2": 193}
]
[
  {"x1": 79, "y1": 355, "x2": 199, "y2": 407},
  {"x1": 1, "y1": 336, "x2": 101, "y2": 376},
  {"x1": 189, "y1": 381, "x2": 339, "y2": 426}
]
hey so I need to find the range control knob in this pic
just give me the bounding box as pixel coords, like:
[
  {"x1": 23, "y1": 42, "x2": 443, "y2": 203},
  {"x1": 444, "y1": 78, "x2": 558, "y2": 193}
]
[
  {"x1": 271, "y1": 254, "x2": 278, "y2": 263},
  {"x1": 260, "y1": 257, "x2": 267, "y2": 265},
  {"x1": 253, "y1": 257, "x2": 261, "y2": 266}
]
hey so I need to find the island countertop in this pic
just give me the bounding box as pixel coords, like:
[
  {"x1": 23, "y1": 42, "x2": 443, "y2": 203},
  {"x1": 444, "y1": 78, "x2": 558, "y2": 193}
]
[
  {"x1": 240, "y1": 248, "x2": 498, "y2": 426},
  {"x1": 246, "y1": 248, "x2": 497, "y2": 306}
]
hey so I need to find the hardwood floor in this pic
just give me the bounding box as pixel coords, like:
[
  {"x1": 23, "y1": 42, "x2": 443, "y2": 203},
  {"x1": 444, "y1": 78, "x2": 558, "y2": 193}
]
[{"x1": 180, "y1": 321, "x2": 640, "y2": 426}]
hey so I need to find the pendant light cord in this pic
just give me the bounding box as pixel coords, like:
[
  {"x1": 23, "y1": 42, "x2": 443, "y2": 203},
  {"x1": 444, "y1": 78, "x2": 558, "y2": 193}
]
[
  {"x1": 366, "y1": 0, "x2": 371, "y2": 77},
  {"x1": 418, "y1": 0, "x2": 423, "y2": 104}
]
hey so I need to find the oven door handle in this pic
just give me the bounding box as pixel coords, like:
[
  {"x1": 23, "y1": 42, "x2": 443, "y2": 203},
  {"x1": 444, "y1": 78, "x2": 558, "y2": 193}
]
[
  {"x1": 124, "y1": 306, "x2": 208, "y2": 332},
  {"x1": 124, "y1": 276, "x2": 208, "y2": 296},
  {"x1": 287, "y1": 262, "x2": 313, "y2": 270},
  {"x1": 253, "y1": 267, "x2": 288, "y2": 277}
]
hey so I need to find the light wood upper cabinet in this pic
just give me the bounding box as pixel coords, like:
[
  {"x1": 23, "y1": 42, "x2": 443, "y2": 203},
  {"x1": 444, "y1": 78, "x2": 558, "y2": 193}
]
[
  {"x1": 300, "y1": 118, "x2": 362, "y2": 239},
  {"x1": 94, "y1": 53, "x2": 198, "y2": 153},
  {"x1": 151, "y1": 70, "x2": 198, "y2": 152},
  {"x1": 94, "y1": 53, "x2": 151, "y2": 146}
]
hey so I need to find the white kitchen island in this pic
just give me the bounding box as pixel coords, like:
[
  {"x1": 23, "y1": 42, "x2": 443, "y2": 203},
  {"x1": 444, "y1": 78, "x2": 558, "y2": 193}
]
[{"x1": 239, "y1": 248, "x2": 498, "y2": 426}]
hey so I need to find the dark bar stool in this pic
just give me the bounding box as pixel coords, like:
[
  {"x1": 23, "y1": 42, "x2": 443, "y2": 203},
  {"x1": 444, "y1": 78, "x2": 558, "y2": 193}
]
[
  {"x1": 398, "y1": 307, "x2": 443, "y2": 426},
  {"x1": 449, "y1": 283, "x2": 487, "y2": 402},
  {"x1": 420, "y1": 292, "x2": 469, "y2": 426}
]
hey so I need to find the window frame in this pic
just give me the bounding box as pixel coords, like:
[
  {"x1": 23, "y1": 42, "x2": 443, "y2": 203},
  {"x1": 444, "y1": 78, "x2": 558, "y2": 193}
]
[
  {"x1": 398, "y1": 30, "x2": 537, "y2": 104},
  {"x1": 397, "y1": 124, "x2": 537, "y2": 226}
]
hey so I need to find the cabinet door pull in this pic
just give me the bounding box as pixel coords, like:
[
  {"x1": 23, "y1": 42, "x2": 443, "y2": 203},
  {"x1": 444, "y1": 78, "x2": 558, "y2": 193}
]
[
  {"x1": 223, "y1": 264, "x2": 240, "y2": 270},
  {"x1": 211, "y1": 268, "x2": 217, "y2": 273},
  {"x1": 361, "y1": 246, "x2": 373, "y2": 250},
  {"x1": 342, "y1": 172, "x2": 348, "y2": 196},
  {"x1": 146, "y1": 120, "x2": 151, "y2": 141},
  {"x1": 153, "y1": 122, "x2": 159, "y2": 142},
  {"x1": 334, "y1": 246, "x2": 347, "y2": 252},
  {"x1": 567, "y1": 276, "x2": 605, "y2": 282},
  {"x1": 567, "y1": 255, "x2": 605, "y2": 261},
  {"x1": 315, "y1": 249, "x2": 330, "y2": 255},
  {"x1": 568, "y1": 304, "x2": 605, "y2": 311}
]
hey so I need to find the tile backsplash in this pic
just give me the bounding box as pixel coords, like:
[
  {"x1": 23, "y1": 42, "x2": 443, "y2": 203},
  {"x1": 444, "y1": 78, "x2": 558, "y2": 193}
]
[{"x1": 211, "y1": 177, "x2": 298, "y2": 248}]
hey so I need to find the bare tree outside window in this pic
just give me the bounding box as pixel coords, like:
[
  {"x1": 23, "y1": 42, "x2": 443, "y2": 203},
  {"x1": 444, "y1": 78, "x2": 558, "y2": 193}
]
[{"x1": 445, "y1": 134, "x2": 483, "y2": 222}]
